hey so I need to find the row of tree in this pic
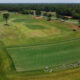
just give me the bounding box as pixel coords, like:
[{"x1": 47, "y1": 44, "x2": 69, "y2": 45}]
[
  {"x1": 0, "y1": 4, "x2": 80, "y2": 19},
  {"x1": 1, "y1": 4, "x2": 80, "y2": 26}
]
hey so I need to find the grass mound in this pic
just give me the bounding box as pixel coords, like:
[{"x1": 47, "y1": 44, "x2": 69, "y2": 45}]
[
  {"x1": 0, "y1": 41, "x2": 15, "y2": 72},
  {"x1": 0, "y1": 41, "x2": 15, "y2": 80}
]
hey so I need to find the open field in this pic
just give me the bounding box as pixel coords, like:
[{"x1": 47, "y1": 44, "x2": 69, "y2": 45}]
[
  {"x1": 0, "y1": 42, "x2": 15, "y2": 80},
  {"x1": 0, "y1": 12, "x2": 80, "y2": 80},
  {"x1": 0, "y1": 12, "x2": 79, "y2": 72},
  {"x1": 0, "y1": 13, "x2": 79, "y2": 46},
  {"x1": 1, "y1": 42, "x2": 80, "y2": 80},
  {"x1": 7, "y1": 38, "x2": 80, "y2": 71},
  {"x1": 6, "y1": 67, "x2": 80, "y2": 80}
]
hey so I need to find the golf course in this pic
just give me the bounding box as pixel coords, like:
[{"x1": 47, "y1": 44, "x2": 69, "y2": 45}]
[{"x1": 0, "y1": 10, "x2": 80, "y2": 80}]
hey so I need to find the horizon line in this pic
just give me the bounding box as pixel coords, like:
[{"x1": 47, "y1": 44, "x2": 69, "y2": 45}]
[{"x1": 0, "y1": 2, "x2": 80, "y2": 4}]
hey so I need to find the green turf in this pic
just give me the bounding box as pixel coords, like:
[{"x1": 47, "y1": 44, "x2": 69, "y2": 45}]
[
  {"x1": 7, "y1": 38, "x2": 80, "y2": 71},
  {"x1": 0, "y1": 12, "x2": 79, "y2": 71},
  {"x1": 7, "y1": 67, "x2": 80, "y2": 80},
  {"x1": 0, "y1": 12, "x2": 80, "y2": 80},
  {"x1": 0, "y1": 13, "x2": 78, "y2": 46},
  {"x1": 26, "y1": 24, "x2": 46, "y2": 29},
  {"x1": 0, "y1": 41, "x2": 15, "y2": 80}
]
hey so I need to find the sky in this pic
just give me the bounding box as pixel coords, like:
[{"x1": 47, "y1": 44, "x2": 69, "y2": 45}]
[{"x1": 0, "y1": 0, "x2": 80, "y2": 3}]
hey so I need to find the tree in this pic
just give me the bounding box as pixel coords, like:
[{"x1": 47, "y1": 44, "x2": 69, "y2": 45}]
[
  {"x1": 3, "y1": 13, "x2": 10, "y2": 25},
  {"x1": 20, "y1": 10, "x2": 29, "y2": 14},
  {"x1": 43, "y1": 12, "x2": 48, "y2": 16},
  {"x1": 35, "y1": 9, "x2": 41, "y2": 17},
  {"x1": 72, "y1": 12, "x2": 80, "y2": 19},
  {"x1": 56, "y1": 14, "x2": 62, "y2": 19},
  {"x1": 47, "y1": 14, "x2": 52, "y2": 21},
  {"x1": 43, "y1": 7, "x2": 50, "y2": 12}
]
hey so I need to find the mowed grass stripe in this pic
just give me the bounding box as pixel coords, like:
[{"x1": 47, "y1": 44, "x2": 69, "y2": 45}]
[
  {"x1": 7, "y1": 39, "x2": 80, "y2": 71},
  {"x1": 7, "y1": 36, "x2": 80, "y2": 48}
]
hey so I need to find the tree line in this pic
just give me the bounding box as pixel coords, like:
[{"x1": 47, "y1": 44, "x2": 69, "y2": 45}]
[
  {"x1": 0, "y1": 4, "x2": 80, "y2": 19},
  {"x1": 1, "y1": 3, "x2": 80, "y2": 26}
]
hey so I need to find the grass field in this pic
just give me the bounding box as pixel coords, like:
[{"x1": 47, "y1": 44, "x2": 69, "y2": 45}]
[
  {"x1": 0, "y1": 12, "x2": 80, "y2": 80},
  {"x1": 6, "y1": 67, "x2": 80, "y2": 80},
  {"x1": 0, "y1": 43, "x2": 80, "y2": 80},
  {"x1": 0, "y1": 12, "x2": 79, "y2": 46},
  {"x1": 7, "y1": 38, "x2": 80, "y2": 71},
  {"x1": 0, "y1": 42, "x2": 15, "y2": 80}
]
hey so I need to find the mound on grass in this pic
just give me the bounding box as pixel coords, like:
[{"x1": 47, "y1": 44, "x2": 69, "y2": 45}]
[
  {"x1": 0, "y1": 41, "x2": 15, "y2": 80},
  {"x1": 0, "y1": 42, "x2": 15, "y2": 72}
]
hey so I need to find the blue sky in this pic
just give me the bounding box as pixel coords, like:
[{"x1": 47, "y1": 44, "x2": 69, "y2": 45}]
[{"x1": 0, "y1": 0, "x2": 80, "y2": 3}]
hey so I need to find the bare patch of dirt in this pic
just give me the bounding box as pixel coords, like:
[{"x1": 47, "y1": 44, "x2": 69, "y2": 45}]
[
  {"x1": 71, "y1": 25, "x2": 80, "y2": 31},
  {"x1": 34, "y1": 16, "x2": 42, "y2": 19}
]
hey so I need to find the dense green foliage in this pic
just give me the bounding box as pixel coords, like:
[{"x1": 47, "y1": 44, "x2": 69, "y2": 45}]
[
  {"x1": 35, "y1": 9, "x2": 41, "y2": 16},
  {"x1": 3, "y1": 13, "x2": 10, "y2": 24},
  {"x1": 0, "y1": 4, "x2": 80, "y2": 19},
  {"x1": 20, "y1": 10, "x2": 33, "y2": 15}
]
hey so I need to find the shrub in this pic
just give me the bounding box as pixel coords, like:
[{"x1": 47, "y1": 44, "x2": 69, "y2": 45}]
[{"x1": 35, "y1": 9, "x2": 41, "y2": 16}]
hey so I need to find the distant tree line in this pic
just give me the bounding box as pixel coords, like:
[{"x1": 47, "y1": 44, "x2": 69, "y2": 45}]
[{"x1": 0, "y1": 4, "x2": 80, "y2": 19}]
